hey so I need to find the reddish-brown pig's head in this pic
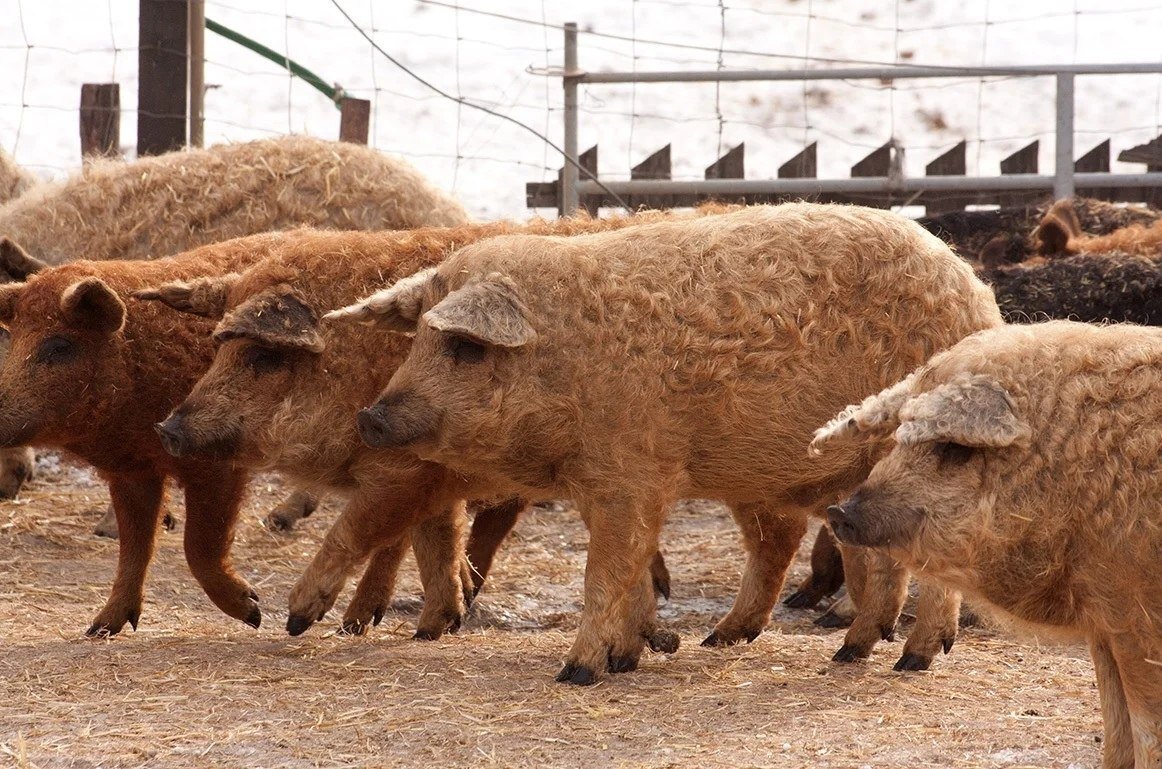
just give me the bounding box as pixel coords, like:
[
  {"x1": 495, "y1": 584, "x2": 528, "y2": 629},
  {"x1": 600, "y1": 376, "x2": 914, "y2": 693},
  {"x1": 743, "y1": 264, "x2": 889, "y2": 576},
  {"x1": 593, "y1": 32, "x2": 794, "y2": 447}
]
[
  {"x1": 0, "y1": 239, "x2": 132, "y2": 448},
  {"x1": 810, "y1": 357, "x2": 1032, "y2": 565},
  {"x1": 138, "y1": 271, "x2": 322, "y2": 463},
  {"x1": 324, "y1": 258, "x2": 549, "y2": 485}
]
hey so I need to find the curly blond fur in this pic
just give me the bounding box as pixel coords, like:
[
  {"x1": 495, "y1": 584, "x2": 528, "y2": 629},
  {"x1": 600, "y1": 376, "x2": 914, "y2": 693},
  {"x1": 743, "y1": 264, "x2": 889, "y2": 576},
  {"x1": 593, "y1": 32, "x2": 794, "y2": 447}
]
[
  {"x1": 372, "y1": 202, "x2": 1004, "y2": 682},
  {"x1": 823, "y1": 321, "x2": 1162, "y2": 768}
]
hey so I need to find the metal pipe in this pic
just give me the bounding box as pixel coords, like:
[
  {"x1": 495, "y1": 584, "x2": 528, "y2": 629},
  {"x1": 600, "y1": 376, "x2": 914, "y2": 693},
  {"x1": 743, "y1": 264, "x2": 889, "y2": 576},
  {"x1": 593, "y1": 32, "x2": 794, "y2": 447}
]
[
  {"x1": 1054, "y1": 73, "x2": 1075, "y2": 199},
  {"x1": 575, "y1": 172, "x2": 1162, "y2": 196},
  {"x1": 578, "y1": 62, "x2": 1162, "y2": 85},
  {"x1": 561, "y1": 22, "x2": 580, "y2": 216},
  {"x1": 205, "y1": 17, "x2": 344, "y2": 107},
  {"x1": 188, "y1": 0, "x2": 205, "y2": 147}
]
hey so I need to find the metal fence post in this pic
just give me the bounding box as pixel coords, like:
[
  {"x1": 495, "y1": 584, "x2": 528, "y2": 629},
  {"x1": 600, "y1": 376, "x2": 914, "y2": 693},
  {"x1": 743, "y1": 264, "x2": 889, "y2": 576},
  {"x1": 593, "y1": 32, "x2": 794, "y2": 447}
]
[
  {"x1": 1054, "y1": 72, "x2": 1075, "y2": 200},
  {"x1": 561, "y1": 22, "x2": 580, "y2": 217}
]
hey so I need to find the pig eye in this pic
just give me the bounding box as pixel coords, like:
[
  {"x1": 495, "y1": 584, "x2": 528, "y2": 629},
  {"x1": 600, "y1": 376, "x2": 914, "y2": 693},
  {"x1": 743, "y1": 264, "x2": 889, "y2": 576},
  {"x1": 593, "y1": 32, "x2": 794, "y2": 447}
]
[
  {"x1": 933, "y1": 441, "x2": 976, "y2": 468},
  {"x1": 35, "y1": 335, "x2": 78, "y2": 365},
  {"x1": 445, "y1": 335, "x2": 486, "y2": 365},
  {"x1": 242, "y1": 344, "x2": 287, "y2": 374}
]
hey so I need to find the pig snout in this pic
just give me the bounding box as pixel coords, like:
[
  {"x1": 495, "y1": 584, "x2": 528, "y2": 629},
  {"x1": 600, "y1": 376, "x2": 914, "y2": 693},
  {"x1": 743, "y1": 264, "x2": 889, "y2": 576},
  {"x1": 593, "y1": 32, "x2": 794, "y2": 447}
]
[
  {"x1": 154, "y1": 413, "x2": 190, "y2": 458},
  {"x1": 826, "y1": 494, "x2": 866, "y2": 547},
  {"x1": 356, "y1": 391, "x2": 439, "y2": 449}
]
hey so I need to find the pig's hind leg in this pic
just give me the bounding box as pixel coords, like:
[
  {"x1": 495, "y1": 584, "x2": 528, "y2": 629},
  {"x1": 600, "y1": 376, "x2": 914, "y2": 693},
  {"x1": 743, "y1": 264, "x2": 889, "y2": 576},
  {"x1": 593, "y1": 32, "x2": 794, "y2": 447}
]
[{"x1": 702, "y1": 501, "x2": 808, "y2": 647}]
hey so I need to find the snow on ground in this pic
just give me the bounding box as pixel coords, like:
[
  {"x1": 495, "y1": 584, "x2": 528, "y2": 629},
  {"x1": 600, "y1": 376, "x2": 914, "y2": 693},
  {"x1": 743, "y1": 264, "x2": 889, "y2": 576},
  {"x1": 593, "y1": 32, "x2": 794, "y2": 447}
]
[{"x1": 1, "y1": 0, "x2": 1161, "y2": 219}]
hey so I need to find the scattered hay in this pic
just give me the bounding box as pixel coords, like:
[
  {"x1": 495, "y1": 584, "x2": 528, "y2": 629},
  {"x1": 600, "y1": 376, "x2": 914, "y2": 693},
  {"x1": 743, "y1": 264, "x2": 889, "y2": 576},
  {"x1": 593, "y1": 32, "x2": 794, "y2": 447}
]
[{"x1": 0, "y1": 465, "x2": 1100, "y2": 768}]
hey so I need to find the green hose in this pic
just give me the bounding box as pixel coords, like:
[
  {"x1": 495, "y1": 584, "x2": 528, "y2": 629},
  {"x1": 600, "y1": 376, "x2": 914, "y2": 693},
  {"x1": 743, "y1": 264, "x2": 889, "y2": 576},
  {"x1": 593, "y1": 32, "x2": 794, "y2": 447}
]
[{"x1": 205, "y1": 17, "x2": 346, "y2": 108}]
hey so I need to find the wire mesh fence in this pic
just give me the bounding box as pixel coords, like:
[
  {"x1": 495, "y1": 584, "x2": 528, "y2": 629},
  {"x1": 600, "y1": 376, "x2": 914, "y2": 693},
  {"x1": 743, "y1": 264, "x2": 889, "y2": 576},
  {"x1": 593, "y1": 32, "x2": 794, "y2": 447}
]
[{"x1": 1, "y1": 0, "x2": 1161, "y2": 217}]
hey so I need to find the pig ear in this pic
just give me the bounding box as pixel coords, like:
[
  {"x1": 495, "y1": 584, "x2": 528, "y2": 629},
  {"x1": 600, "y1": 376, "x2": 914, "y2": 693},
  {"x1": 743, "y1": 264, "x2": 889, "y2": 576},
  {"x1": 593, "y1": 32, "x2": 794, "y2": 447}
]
[
  {"x1": 809, "y1": 373, "x2": 919, "y2": 456},
  {"x1": 895, "y1": 374, "x2": 1029, "y2": 449},
  {"x1": 0, "y1": 237, "x2": 47, "y2": 282},
  {"x1": 61, "y1": 277, "x2": 126, "y2": 335},
  {"x1": 1034, "y1": 199, "x2": 1081, "y2": 256},
  {"x1": 133, "y1": 273, "x2": 239, "y2": 319},
  {"x1": 0, "y1": 283, "x2": 25, "y2": 325},
  {"x1": 323, "y1": 267, "x2": 435, "y2": 332},
  {"x1": 214, "y1": 285, "x2": 324, "y2": 352},
  {"x1": 424, "y1": 273, "x2": 535, "y2": 348}
]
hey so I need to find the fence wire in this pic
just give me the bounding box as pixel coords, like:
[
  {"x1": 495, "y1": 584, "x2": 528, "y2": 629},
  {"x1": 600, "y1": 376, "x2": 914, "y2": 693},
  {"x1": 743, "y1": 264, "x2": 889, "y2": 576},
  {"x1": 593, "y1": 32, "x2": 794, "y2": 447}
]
[{"x1": 0, "y1": 0, "x2": 1161, "y2": 217}]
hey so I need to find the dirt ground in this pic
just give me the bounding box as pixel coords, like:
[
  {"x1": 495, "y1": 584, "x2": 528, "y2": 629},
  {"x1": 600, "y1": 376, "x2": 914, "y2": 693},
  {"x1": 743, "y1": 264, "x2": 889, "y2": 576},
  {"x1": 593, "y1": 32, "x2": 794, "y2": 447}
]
[{"x1": 0, "y1": 457, "x2": 1100, "y2": 768}]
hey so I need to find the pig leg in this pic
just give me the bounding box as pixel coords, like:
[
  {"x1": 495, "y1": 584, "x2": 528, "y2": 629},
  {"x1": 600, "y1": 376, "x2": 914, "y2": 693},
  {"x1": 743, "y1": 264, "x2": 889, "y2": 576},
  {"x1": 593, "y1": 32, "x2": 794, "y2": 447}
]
[
  {"x1": 893, "y1": 582, "x2": 961, "y2": 671},
  {"x1": 465, "y1": 496, "x2": 526, "y2": 596},
  {"x1": 339, "y1": 536, "x2": 409, "y2": 636},
  {"x1": 1110, "y1": 635, "x2": 1162, "y2": 768},
  {"x1": 832, "y1": 550, "x2": 909, "y2": 663},
  {"x1": 557, "y1": 497, "x2": 666, "y2": 685},
  {"x1": 1090, "y1": 635, "x2": 1134, "y2": 769},
  {"x1": 785, "y1": 524, "x2": 846, "y2": 610},
  {"x1": 410, "y1": 502, "x2": 470, "y2": 640},
  {"x1": 286, "y1": 490, "x2": 422, "y2": 636},
  {"x1": 0, "y1": 445, "x2": 34, "y2": 500},
  {"x1": 265, "y1": 489, "x2": 320, "y2": 532},
  {"x1": 816, "y1": 541, "x2": 869, "y2": 628},
  {"x1": 86, "y1": 471, "x2": 166, "y2": 636},
  {"x1": 702, "y1": 502, "x2": 808, "y2": 647},
  {"x1": 179, "y1": 465, "x2": 261, "y2": 628}
]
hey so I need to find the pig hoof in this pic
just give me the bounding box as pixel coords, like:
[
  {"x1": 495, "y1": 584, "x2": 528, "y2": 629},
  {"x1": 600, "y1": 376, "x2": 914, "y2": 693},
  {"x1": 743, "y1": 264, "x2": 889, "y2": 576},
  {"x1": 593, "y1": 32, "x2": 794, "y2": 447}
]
[
  {"x1": 646, "y1": 628, "x2": 680, "y2": 654},
  {"x1": 448, "y1": 614, "x2": 463, "y2": 634},
  {"x1": 700, "y1": 631, "x2": 728, "y2": 647},
  {"x1": 892, "y1": 652, "x2": 932, "y2": 672},
  {"x1": 606, "y1": 654, "x2": 639, "y2": 674},
  {"x1": 161, "y1": 513, "x2": 176, "y2": 531},
  {"x1": 556, "y1": 663, "x2": 598, "y2": 686},
  {"x1": 92, "y1": 521, "x2": 119, "y2": 539},
  {"x1": 244, "y1": 605, "x2": 262, "y2": 630},
  {"x1": 286, "y1": 614, "x2": 315, "y2": 636},
  {"x1": 880, "y1": 624, "x2": 896, "y2": 642},
  {"x1": 372, "y1": 606, "x2": 386, "y2": 626},
  {"x1": 652, "y1": 572, "x2": 671, "y2": 602},
  {"x1": 832, "y1": 644, "x2": 868, "y2": 663},
  {"x1": 783, "y1": 589, "x2": 819, "y2": 610},
  {"x1": 412, "y1": 628, "x2": 442, "y2": 641},
  {"x1": 941, "y1": 636, "x2": 955, "y2": 654},
  {"x1": 814, "y1": 611, "x2": 854, "y2": 629},
  {"x1": 340, "y1": 618, "x2": 370, "y2": 636}
]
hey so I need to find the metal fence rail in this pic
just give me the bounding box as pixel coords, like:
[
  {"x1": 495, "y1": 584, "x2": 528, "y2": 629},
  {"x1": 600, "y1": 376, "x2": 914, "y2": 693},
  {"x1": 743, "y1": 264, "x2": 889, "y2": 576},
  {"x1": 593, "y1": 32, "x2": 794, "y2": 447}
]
[{"x1": 539, "y1": 22, "x2": 1162, "y2": 216}]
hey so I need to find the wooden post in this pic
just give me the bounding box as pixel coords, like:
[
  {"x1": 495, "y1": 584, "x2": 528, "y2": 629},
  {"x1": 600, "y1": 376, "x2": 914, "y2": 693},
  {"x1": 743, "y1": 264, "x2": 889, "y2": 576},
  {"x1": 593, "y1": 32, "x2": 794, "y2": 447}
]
[
  {"x1": 924, "y1": 140, "x2": 968, "y2": 214},
  {"x1": 138, "y1": 0, "x2": 188, "y2": 156},
  {"x1": 79, "y1": 83, "x2": 121, "y2": 159},
  {"x1": 339, "y1": 98, "x2": 371, "y2": 144},
  {"x1": 188, "y1": 0, "x2": 205, "y2": 148}
]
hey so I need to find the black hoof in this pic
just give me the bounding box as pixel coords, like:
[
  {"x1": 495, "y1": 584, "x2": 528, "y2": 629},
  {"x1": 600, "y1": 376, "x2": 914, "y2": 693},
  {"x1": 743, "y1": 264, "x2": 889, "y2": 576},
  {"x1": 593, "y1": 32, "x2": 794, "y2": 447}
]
[
  {"x1": 448, "y1": 613, "x2": 463, "y2": 634},
  {"x1": 942, "y1": 636, "x2": 955, "y2": 654},
  {"x1": 372, "y1": 606, "x2": 385, "y2": 627},
  {"x1": 832, "y1": 644, "x2": 867, "y2": 663},
  {"x1": 244, "y1": 605, "x2": 262, "y2": 629},
  {"x1": 783, "y1": 590, "x2": 818, "y2": 610},
  {"x1": 162, "y1": 513, "x2": 176, "y2": 531},
  {"x1": 286, "y1": 614, "x2": 314, "y2": 636},
  {"x1": 340, "y1": 619, "x2": 368, "y2": 636},
  {"x1": 556, "y1": 663, "x2": 598, "y2": 686},
  {"x1": 893, "y1": 653, "x2": 932, "y2": 672},
  {"x1": 646, "y1": 628, "x2": 680, "y2": 654},
  {"x1": 607, "y1": 654, "x2": 639, "y2": 674},
  {"x1": 265, "y1": 516, "x2": 292, "y2": 533},
  {"x1": 814, "y1": 611, "x2": 852, "y2": 629},
  {"x1": 127, "y1": 610, "x2": 140, "y2": 632},
  {"x1": 412, "y1": 628, "x2": 440, "y2": 641},
  {"x1": 880, "y1": 624, "x2": 896, "y2": 642},
  {"x1": 85, "y1": 623, "x2": 115, "y2": 638},
  {"x1": 652, "y1": 575, "x2": 671, "y2": 602},
  {"x1": 701, "y1": 631, "x2": 728, "y2": 648}
]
